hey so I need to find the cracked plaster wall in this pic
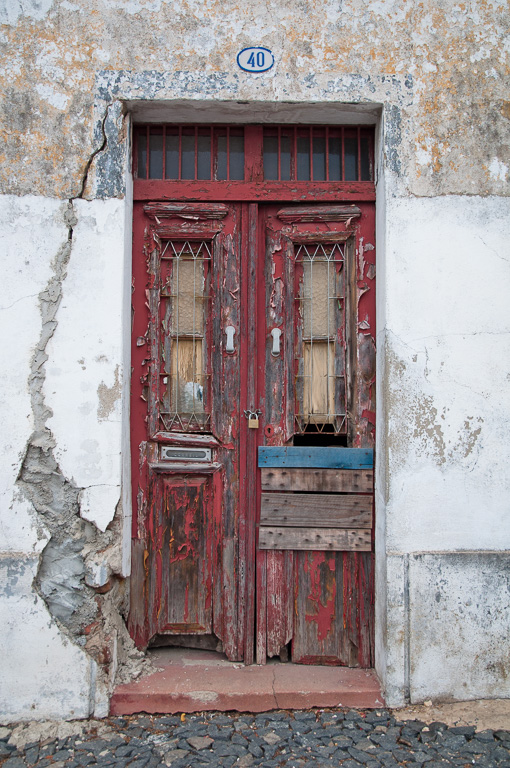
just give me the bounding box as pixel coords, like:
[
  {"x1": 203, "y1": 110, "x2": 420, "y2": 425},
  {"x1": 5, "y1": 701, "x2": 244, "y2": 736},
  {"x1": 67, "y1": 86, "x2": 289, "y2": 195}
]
[
  {"x1": 0, "y1": 0, "x2": 509, "y2": 719},
  {"x1": 0, "y1": 192, "x2": 146, "y2": 720},
  {"x1": 0, "y1": 0, "x2": 508, "y2": 198},
  {"x1": 376, "y1": 194, "x2": 510, "y2": 705},
  {"x1": 0, "y1": 196, "x2": 102, "y2": 719}
]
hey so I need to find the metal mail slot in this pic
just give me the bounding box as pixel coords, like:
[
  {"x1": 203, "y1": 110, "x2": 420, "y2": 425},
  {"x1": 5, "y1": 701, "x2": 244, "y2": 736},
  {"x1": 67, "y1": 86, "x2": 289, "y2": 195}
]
[{"x1": 160, "y1": 446, "x2": 212, "y2": 462}]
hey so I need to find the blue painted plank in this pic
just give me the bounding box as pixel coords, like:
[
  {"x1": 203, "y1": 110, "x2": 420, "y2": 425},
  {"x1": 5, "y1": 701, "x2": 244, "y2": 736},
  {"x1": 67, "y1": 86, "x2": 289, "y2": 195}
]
[{"x1": 258, "y1": 446, "x2": 373, "y2": 469}]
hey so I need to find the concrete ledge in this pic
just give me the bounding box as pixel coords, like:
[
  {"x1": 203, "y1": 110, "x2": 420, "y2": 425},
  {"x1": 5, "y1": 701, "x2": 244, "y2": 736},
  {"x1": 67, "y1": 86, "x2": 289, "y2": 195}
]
[{"x1": 110, "y1": 649, "x2": 384, "y2": 715}]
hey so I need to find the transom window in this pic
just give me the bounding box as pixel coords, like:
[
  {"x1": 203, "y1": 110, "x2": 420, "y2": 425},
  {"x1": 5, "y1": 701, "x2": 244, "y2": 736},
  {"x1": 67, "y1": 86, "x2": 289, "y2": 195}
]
[
  {"x1": 134, "y1": 125, "x2": 374, "y2": 183},
  {"x1": 263, "y1": 127, "x2": 371, "y2": 181}
]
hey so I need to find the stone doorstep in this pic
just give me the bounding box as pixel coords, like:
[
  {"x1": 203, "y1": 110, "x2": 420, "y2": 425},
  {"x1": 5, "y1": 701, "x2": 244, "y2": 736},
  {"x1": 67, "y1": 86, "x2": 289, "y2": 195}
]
[{"x1": 110, "y1": 648, "x2": 384, "y2": 715}]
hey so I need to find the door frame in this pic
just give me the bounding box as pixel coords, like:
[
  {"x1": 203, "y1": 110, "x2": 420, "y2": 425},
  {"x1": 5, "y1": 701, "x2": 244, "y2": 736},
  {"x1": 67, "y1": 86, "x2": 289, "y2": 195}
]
[{"x1": 128, "y1": 123, "x2": 377, "y2": 665}]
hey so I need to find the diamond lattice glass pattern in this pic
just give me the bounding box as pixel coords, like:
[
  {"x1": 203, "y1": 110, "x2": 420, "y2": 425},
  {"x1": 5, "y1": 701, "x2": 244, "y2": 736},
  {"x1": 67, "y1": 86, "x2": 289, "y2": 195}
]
[
  {"x1": 160, "y1": 240, "x2": 211, "y2": 430},
  {"x1": 295, "y1": 242, "x2": 346, "y2": 431}
]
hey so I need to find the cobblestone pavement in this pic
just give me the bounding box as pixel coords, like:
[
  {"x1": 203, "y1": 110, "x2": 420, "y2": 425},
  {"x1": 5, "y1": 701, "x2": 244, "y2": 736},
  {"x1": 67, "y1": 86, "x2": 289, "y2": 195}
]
[{"x1": 1, "y1": 710, "x2": 510, "y2": 768}]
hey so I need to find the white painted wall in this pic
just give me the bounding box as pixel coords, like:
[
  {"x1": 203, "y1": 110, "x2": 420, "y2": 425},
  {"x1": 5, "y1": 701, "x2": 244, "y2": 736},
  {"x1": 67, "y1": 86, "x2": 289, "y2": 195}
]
[
  {"x1": 376, "y1": 195, "x2": 510, "y2": 704},
  {"x1": 0, "y1": 195, "x2": 128, "y2": 719},
  {"x1": 1, "y1": 105, "x2": 509, "y2": 718},
  {"x1": 45, "y1": 198, "x2": 128, "y2": 534},
  {"x1": 0, "y1": 196, "x2": 62, "y2": 554},
  {"x1": 386, "y1": 196, "x2": 510, "y2": 553},
  {"x1": 0, "y1": 554, "x2": 96, "y2": 720},
  {"x1": 409, "y1": 554, "x2": 510, "y2": 702}
]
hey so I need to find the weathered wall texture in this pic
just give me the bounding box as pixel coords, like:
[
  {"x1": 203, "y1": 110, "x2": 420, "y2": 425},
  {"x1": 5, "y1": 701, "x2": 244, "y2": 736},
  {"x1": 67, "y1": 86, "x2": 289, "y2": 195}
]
[
  {"x1": 0, "y1": 194, "x2": 146, "y2": 719},
  {"x1": 0, "y1": 0, "x2": 508, "y2": 199},
  {"x1": 0, "y1": 0, "x2": 509, "y2": 718},
  {"x1": 376, "y1": 193, "x2": 510, "y2": 705}
]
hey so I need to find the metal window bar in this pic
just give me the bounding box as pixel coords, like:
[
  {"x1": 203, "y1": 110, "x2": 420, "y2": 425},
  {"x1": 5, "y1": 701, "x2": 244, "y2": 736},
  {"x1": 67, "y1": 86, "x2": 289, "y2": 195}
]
[
  {"x1": 194, "y1": 126, "x2": 198, "y2": 180},
  {"x1": 294, "y1": 242, "x2": 346, "y2": 434},
  {"x1": 135, "y1": 124, "x2": 373, "y2": 182},
  {"x1": 292, "y1": 127, "x2": 298, "y2": 182},
  {"x1": 178, "y1": 127, "x2": 182, "y2": 180},
  {"x1": 325, "y1": 126, "x2": 330, "y2": 182},
  {"x1": 162, "y1": 126, "x2": 166, "y2": 179},
  {"x1": 357, "y1": 126, "x2": 361, "y2": 182},
  {"x1": 308, "y1": 126, "x2": 313, "y2": 181},
  {"x1": 159, "y1": 240, "x2": 212, "y2": 432},
  {"x1": 210, "y1": 126, "x2": 214, "y2": 179},
  {"x1": 341, "y1": 127, "x2": 345, "y2": 182},
  {"x1": 227, "y1": 126, "x2": 230, "y2": 181},
  {"x1": 277, "y1": 126, "x2": 281, "y2": 181}
]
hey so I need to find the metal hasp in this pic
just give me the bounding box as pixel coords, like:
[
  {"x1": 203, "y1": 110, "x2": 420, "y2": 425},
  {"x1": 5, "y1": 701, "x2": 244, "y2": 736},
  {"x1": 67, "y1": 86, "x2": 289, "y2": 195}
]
[{"x1": 271, "y1": 327, "x2": 282, "y2": 357}]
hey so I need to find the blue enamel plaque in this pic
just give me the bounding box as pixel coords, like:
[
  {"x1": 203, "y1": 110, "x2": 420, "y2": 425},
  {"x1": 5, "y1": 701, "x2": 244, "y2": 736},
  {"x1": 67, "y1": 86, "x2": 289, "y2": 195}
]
[{"x1": 237, "y1": 47, "x2": 274, "y2": 73}]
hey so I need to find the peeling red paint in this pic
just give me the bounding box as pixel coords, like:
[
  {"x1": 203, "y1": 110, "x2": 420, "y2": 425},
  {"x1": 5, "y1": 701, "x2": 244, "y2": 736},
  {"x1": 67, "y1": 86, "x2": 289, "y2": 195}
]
[
  {"x1": 304, "y1": 553, "x2": 337, "y2": 643},
  {"x1": 130, "y1": 178, "x2": 375, "y2": 665}
]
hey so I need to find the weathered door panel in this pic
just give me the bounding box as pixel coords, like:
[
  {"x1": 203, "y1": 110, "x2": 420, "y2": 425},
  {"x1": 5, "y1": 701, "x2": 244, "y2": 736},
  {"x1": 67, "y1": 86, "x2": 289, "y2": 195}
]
[
  {"x1": 292, "y1": 551, "x2": 374, "y2": 666},
  {"x1": 130, "y1": 198, "x2": 375, "y2": 667},
  {"x1": 129, "y1": 202, "x2": 243, "y2": 659},
  {"x1": 256, "y1": 204, "x2": 376, "y2": 667},
  {"x1": 146, "y1": 471, "x2": 214, "y2": 636}
]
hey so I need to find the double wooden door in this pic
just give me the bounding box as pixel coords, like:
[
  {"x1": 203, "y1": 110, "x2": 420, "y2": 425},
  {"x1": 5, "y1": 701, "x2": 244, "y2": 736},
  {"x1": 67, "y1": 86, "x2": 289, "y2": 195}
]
[{"x1": 129, "y1": 200, "x2": 375, "y2": 666}]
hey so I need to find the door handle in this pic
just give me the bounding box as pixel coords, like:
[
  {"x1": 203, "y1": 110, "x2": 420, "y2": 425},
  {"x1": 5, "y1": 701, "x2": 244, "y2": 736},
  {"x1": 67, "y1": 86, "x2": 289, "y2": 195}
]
[
  {"x1": 271, "y1": 327, "x2": 282, "y2": 357},
  {"x1": 225, "y1": 325, "x2": 236, "y2": 354}
]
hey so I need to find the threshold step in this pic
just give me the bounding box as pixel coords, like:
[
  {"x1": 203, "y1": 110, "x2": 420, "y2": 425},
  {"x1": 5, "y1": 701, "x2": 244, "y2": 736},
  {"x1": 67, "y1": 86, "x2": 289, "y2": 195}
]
[{"x1": 110, "y1": 648, "x2": 385, "y2": 715}]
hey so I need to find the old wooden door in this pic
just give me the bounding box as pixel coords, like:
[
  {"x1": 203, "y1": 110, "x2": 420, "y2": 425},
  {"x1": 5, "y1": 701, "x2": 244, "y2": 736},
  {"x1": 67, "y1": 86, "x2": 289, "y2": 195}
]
[
  {"x1": 129, "y1": 201, "x2": 248, "y2": 660},
  {"x1": 129, "y1": 125, "x2": 375, "y2": 667},
  {"x1": 255, "y1": 203, "x2": 376, "y2": 666}
]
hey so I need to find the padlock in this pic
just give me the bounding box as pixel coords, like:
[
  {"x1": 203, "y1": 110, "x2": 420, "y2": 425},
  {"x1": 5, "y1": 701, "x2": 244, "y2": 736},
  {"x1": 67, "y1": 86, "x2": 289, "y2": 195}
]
[{"x1": 248, "y1": 415, "x2": 259, "y2": 429}]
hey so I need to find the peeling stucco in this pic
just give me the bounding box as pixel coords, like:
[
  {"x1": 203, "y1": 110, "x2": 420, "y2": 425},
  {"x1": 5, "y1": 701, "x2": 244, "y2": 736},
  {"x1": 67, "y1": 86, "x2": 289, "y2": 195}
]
[
  {"x1": 0, "y1": 0, "x2": 508, "y2": 199},
  {"x1": 1, "y1": 0, "x2": 509, "y2": 721},
  {"x1": 11, "y1": 196, "x2": 148, "y2": 716},
  {"x1": 409, "y1": 553, "x2": 510, "y2": 702},
  {"x1": 387, "y1": 354, "x2": 484, "y2": 469},
  {"x1": 97, "y1": 365, "x2": 121, "y2": 421}
]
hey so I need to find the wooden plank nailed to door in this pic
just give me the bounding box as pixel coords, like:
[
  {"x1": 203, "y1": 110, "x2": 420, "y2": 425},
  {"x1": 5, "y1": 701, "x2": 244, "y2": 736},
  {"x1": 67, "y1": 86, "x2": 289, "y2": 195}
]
[
  {"x1": 258, "y1": 446, "x2": 373, "y2": 468},
  {"x1": 260, "y1": 492, "x2": 372, "y2": 527},
  {"x1": 259, "y1": 527, "x2": 371, "y2": 551},
  {"x1": 261, "y1": 468, "x2": 373, "y2": 493}
]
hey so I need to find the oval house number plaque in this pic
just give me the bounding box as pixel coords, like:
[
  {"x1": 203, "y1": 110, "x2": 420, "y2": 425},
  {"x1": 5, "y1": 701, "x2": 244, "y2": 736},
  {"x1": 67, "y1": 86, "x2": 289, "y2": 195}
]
[{"x1": 237, "y1": 47, "x2": 274, "y2": 73}]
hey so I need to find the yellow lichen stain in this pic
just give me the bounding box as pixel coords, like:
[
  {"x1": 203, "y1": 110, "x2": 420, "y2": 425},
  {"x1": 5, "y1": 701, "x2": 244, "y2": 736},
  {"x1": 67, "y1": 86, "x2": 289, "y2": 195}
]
[{"x1": 0, "y1": 0, "x2": 508, "y2": 197}]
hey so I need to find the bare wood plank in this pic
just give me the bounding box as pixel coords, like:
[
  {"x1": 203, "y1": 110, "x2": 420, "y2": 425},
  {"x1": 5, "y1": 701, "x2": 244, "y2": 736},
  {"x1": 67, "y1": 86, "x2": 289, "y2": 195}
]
[
  {"x1": 266, "y1": 550, "x2": 294, "y2": 659},
  {"x1": 256, "y1": 549, "x2": 267, "y2": 665},
  {"x1": 276, "y1": 205, "x2": 361, "y2": 223},
  {"x1": 261, "y1": 467, "x2": 373, "y2": 493},
  {"x1": 127, "y1": 538, "x2": 149, "y2": 648},
  {"x1": 260, "y1": 493, "x2": 372, "y2": 528},
  {"x1": 292, "y1": 551, "x2": 347, "y2": 665},
  {"x1": 258, "y1": 527, "x2": 371, "y2": 551}
]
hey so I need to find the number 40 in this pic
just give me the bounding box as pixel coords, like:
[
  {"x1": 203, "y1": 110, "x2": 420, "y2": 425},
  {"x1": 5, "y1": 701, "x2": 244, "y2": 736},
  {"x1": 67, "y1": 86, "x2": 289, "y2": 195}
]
[{"x1": 247, "y1": 51, "x2": 265, "y2": 68}]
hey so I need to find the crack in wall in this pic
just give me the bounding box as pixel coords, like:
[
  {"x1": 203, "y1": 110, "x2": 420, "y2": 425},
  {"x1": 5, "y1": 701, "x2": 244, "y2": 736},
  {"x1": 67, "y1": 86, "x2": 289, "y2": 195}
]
[
  {"x1": 14, "y1": 100, "x2": 148, "y2": 714},
  {"x1": 75, "y1": 102, "x2": 113, "y2": 202}
]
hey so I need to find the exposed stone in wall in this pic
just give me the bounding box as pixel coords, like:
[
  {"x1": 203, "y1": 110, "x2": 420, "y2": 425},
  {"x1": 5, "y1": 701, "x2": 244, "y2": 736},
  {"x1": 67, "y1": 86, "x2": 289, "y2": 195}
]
[
  {"x1": 0, "y1": 0, "x2": 508, "y2": 199},
  {"x1": 13, "y1": 189, "x2": 149, "y2": 712}
]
